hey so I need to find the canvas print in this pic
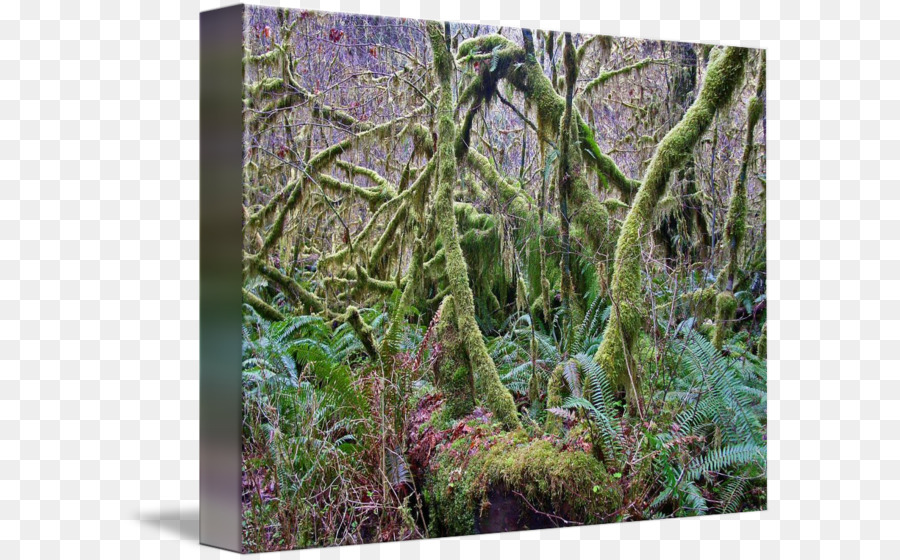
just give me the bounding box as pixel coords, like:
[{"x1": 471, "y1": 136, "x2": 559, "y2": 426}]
[{"x1": 238, "y1": 5, "x2": 766, "y2": 552}]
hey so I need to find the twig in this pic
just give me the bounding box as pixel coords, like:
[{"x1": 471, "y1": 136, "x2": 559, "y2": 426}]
[{"x1": 510, "y1": 491, "x2": 583, "y2": 526}]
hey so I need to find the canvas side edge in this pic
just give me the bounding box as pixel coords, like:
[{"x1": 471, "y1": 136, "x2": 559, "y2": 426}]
[{"x1": 199, "y1": 4, "x2": 244, "y2": 553}]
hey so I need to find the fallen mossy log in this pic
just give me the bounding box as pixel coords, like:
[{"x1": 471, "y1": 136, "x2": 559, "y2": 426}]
[{"x1": 407, "y1": 396, "x2": 623, "y2": 537}]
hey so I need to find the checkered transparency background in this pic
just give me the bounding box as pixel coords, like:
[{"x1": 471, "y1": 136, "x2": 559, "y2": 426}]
[{"x1": 0, "y1": 0, "x2": 896, "y2": 557}]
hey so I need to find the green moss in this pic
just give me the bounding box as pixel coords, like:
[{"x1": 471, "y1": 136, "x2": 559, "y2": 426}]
[
  {"x1": 712, "y1": 291, "x2": 738, "y2": 350},
  {"x1": 318, "y1": 161, "x2": 431, "y2": 271},
  {"x1": 433, "y1": 296, "x2": 476, "y2": 421},
  {"x1": 455, "y1": 34, "x2": 638, "y2": 199},
  {"x1": 696, "y1": 319, "x2": 715, "y2": 338},
  {"x1": 333, "y1": 160, "x2": 394, "y2": 192},
  {"x1": 242, "y1": 288, "x2": 285, "y2": 322},
  {"x1": 246, "y1": 76, "x2": 285, "y2": 98},
  {"x1": 603, "y1": 198, "x2": 629, "y2": 212},
  {"x1": 722, "y1": 52, "x2": 765, "y2": 291},
  {"x1": 580, "y1": 57, "x2": 661, "y2": 97},
  {"x1": 464, "y1": 150, "x2": 533, "y2": 217},
  {"x1": 595, "y1": 46, "x2": 749, "y2": 411},
  {"x1": 685, "y1": 286, "x2": 718, "y2": 319},
  {"x1": 577, "y1": 122, "x2": 642, "y2": 200},
  {"x1": 429, "y1": 23, "x2": 521, "y2": 430},
  {"x1": 245, "y1": 113, "x2": 418, "y2": 249},
  {"x1": 252, "y1": 260, "x2": 323, "y2": 314},
  {"x1": 455, "y1": 202, "x2": 496, "y2": 231},
  {"x1": 570, "y1": 176, "x2": 611, "y2": 256},
  {"x1": 317, "y1": 173, "x2": 396, "y2": 211},
  {"x1": 443, "y1": 366, "x2": 477, "y2": 421},
  {"x1": 369, "y1": 200, "x2": 410, "y2": 267},
  {"x1": 423, "y1": 249, "x2": 446, "y2": 278},
  {"x1": 346, "y1": 306, "x2": 379, "y2": 359},
  {"x1": 425, "y1": 430, "x2": 623, "y2": 536},
  {"x1": 757, "y1": 323, "x2": 767, "y2": 359}
]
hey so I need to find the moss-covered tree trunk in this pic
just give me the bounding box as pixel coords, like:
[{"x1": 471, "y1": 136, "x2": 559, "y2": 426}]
[
  {"x1": 557, "y1": 32, "x2": 580, "y2": 339},
  {"x1": 427, "y1": 23, "x2": 521, "y2": 430},
  {"x1": 713, "y1": 52, "x2": 765, "y2": 350},
  {"x1": 594, "y1": 47, "x2": 750, "y2": 413}
]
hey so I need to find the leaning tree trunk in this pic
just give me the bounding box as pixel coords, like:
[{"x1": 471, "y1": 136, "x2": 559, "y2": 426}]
[
  {"x1": 427, "y1": 22, "x2": 521, "y2": 430},
  {"x1": 713, "y1": 52, "x2": 766, "y2": 350},
  {"x1": 594, "y1": 47, "x2": 750, "y2": 414}
]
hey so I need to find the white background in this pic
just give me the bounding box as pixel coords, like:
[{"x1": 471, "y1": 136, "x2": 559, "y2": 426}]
[{"x1": 1, "y1": 0, "x2": 897, "y2": 558}]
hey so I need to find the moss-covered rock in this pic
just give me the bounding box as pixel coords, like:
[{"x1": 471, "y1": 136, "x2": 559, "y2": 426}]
[{"x1": 423, "y1": 426, "x2": 623, "y2": 536}]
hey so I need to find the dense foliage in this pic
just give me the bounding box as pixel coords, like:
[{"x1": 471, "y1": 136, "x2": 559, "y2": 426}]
[{"x1": 239, "y1": 7, "x2": 766, "y2": 552}]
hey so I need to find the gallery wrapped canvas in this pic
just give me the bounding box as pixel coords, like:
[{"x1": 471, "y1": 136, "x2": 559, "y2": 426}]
[{"x1": 201, "y1": 3, "x2": 766, "y2": 553}]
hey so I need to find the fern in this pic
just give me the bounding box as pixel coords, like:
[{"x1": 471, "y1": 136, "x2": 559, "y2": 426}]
[
  {"x1": 687, "y1": 443, "x2": 764, "y2": 481},
  {"x1": 718, "y1": 476, "x2": 749, "y2": 514},
  {"x1": 489, "y1": 44, "x2": 503, "y2": 72},
  {"x1": 670, "y1": 332, "x2": 765, "y2": 446},
  {"x1": 556, "y1": 355, "x2": 624, "y2": 469}
]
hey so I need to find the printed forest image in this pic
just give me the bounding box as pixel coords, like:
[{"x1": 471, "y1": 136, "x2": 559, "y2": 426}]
[{"x1": 240, "y1": 6, "x2": 766, "y2": 552}]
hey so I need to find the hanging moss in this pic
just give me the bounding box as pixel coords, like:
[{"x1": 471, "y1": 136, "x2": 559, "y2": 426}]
[
  {"x1": 527, "y1": 355, "x2": 544, "y2": 419},
  {"x1": 369, "y1": 200, "x2": 411, "y2": 270},
  {"x1": 318, "y1": 161, "x2": 432, "y2": 271},
  {"x1": 557, "y1": 33, "x2": 580, "y2": 337},
  {"x1": 464, "y1": 150, "x2": 534, "y2": 217},
  {"x1": 722, "y1": 54, "x2": 766, "y2": 292},
  {"x1": 381, "y1": 238, "x2": 425, "y2": 362},
  {"x1": 594, "y1": 46, "x2": 749, "y2": 412},
  {"x1": 245, "y1": 114, "x2": 417, "y2": 250},
  {"x1": 428, "y1": 22, "x2": 521, "y2": 430},
  {"x1": 571, "y1": 176, "x2": 611, "y2": 257}
]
